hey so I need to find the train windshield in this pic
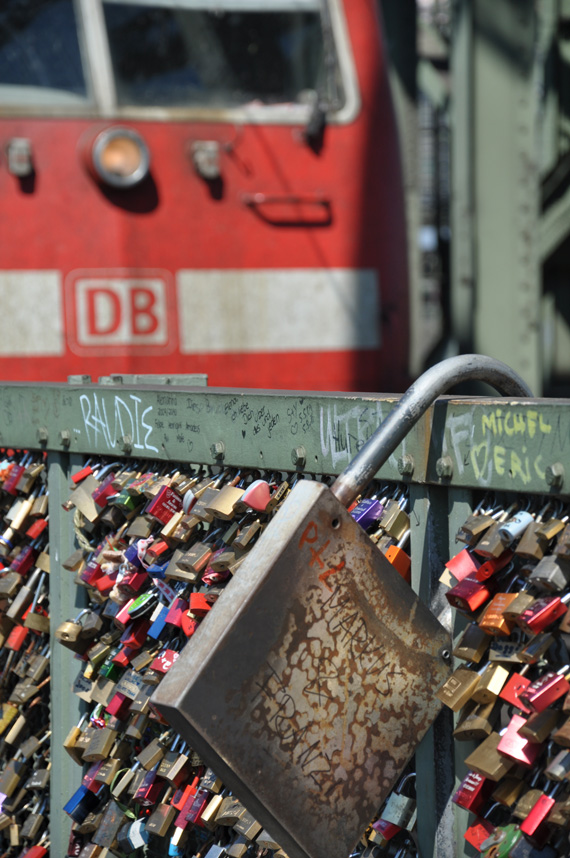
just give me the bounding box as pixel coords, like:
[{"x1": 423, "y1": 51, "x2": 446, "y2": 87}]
[
  {"x1": 0, "y1": 0, "x2": 88, "y2": 105},
  {"x1": 0, "y1": 0, "x2": 343, "y2": 113},
  {"x1": 102, "y1": 0, "x2": 334, "y2": 109}
]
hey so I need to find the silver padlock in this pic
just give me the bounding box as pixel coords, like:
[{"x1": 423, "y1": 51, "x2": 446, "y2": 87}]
[
  {"x1": 498, "y1": 509, "x2": 534, "y2": 546},
  {"x1": 528, "y1": 554, "x2": 570, "y2": 592},
  {"x1": 379, "y1": 773, "x2": 416, "y2": 828},
  {"x1": 126, "y1": 818, "x2": 148, "y2": 850},
  {"x1": 152, "y1": 355, "x2": 531, "y2": 858},
  {"x1": 545, "y1": 749, "x2": 570, "y2": 781}
]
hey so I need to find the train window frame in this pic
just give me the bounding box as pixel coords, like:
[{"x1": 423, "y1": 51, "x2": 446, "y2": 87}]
[{"x1": 0, "y1": 0, "x2": 359, "y2": 124}]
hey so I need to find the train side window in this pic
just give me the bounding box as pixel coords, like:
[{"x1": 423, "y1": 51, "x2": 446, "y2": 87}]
[
  {"x1": 0, "y1": 0, "x2": 89, "y2": 105},
  {"x1": 101, "y1": 0, "x2": 341, "y2": 110}
]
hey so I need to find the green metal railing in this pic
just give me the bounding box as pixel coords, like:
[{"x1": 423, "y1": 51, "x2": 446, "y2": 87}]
[{"x1": 1, "y1": 376, "x2": 566, "y2": 857}]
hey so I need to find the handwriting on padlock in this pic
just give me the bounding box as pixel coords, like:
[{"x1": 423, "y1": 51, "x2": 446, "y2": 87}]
[{"x1": 298, "y1": 520, "x2": 345, "y2": 590}]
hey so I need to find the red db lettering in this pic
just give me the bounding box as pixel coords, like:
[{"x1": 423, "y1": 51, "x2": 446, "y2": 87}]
[
  {"x1": 131, "y1": 287, "x2": 159, "y2": 335},
  {"x1": 86, "y1": 288, "x2": 121, "y2": 336}
]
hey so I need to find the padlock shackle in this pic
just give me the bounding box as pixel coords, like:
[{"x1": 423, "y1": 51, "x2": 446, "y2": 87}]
[{"x1": 331, "y1": 355, "x2": 532, "y2": 507}]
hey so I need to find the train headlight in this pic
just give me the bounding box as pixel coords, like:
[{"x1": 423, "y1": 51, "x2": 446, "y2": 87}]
[{"x1": 91, "y1": 127, "x2": 150, "y2": 189}]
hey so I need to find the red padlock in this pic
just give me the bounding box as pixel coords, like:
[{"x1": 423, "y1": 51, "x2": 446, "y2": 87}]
[
  {"x1": 499, "y1": 669, "x2": 532, "y2": 712},
  {"x1": 5, "y1": 624, "x2": 28, "y2": 652},
  {"x1": 150, "y1": 648, "x2": 180, "y2": 676},
  {"x1": 91, "y1": 473, "x2": 118, "y2": 508},
  {"x1": 185, "y1": 788, "x2": 210, "y2": 826},
  {"x1": 10, "y1": 544, "x2": 38, "y2": 576},
  {"x1": 114, "y1": 598, "x2": 136, "y2": 630},
  {"x1": 520, "y1": 783, "x2": 562, "y2": 844},
  {"x1": 165, "y1": 597, "x2": 189, "y2": 628},
  {"x1": 446, "y1": 575, "x2": 497, "y2": 613},
  {"x1": 120, "y1": 619, "x2": 151, "y2": 650},
  {"x1": 464, "y1": 803, "x2": 504, "y2": 851},
  {"x1": 371, "y1": 819, "x2": 402, "y2": 845},
  {"x1": 71, "y1": 463, "x2": 94, "y2": 484},
  {"x1": 3, "y1": 464, "x2": 25, "y2": 496},
  {"x1": 147, "y1": 486, "x2": 183, "y2": 525},
  {"x1": 117, "y1": 569, "x2": 148, "y2": 597},
  {"x1": 171, "y1": 776, "x2": 201, "y2": 811},
  {"x1": 519, "y1": 666, "x2": 570, "y2": 713},
  {"x1": 475, "y1": 550, "x2": 514, "y2": 581},
  {"x1": 20, "y1": 846, "x2": 48, "y2": 858},
  {"x1": 517, "y1": 593, "x2": 570, "y2": 635},
  {"x1": 496, "y1": 714, "x2": 543, "y2": 766},
  {"x1": 111, "y1": 645, "x2": 137, "y2": 668},
  {"x1": 452, "y1": 771, "x2": 494, "y2": 814},
  {"x1": 135, "y1": 766, "x2": 165, "y2": 807},
  {"x1": 445, "y1": 548, "x2": 481, "y2": 583},
  {"x1": 188, "y1": 593, "x2": 211, "y2": 618},
  {"x1": 106, "y1": 691, "x2": 132, "y2": 720},
  {"x1": 25, "y1": 518, "x2": 48, "y2": 540},
  {"x1": 181, "y1": 614, "x2": 200, "y2": 638},
  {"x1": 82, "y1": 760, "x2": 106, "y2": 791}
]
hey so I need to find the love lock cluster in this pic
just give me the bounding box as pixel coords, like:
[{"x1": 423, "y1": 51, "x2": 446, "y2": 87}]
[
  {"x1": 55, "y1": 459, "x2": 417, "y2": 858},
  {"x1": 437, "y1": 497, "x2": 570, "y2": 856},
  {"x1": 0, "y1": 451, "x2": 50, "y2": 858}
]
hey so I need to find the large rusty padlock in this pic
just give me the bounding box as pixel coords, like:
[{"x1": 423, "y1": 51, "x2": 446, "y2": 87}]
[{"x1": 153, "y1": 356, "x2": 531, "y2": 858}]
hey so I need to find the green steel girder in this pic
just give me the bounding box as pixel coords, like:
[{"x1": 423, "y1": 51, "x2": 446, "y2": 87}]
[
  {"x1": 0, "y1": 381, "x2": 567, "y2": 496},
  {"x1": 451, "y1": 0, "x2": 542, "y2": 394}
]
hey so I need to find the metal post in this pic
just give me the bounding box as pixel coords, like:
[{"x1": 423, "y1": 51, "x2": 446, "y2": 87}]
[{"x1": 48, "y1": 453, "x2": 86, "y2": 858}]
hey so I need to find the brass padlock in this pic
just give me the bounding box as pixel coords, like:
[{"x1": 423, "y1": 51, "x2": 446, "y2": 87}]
[
  {"x1": 453, "y1": 700, "x2": 499, "y2": 742},
  {"x1": 145, "y1": 787, "x2": 177, "y2": 836},
  {"x1": 378, "y1": 498, "x2": 410, "y2": 541},
  {"x1": 82, "y1": 726, "x2": 118, "y2": 762},
  {"x1": 65, "y1": 474, "x2": 102, "y2": 522},
  {"x1": 452, "y1": 623, "x2": 491, "y2": 663},
  {"x1": 55, "y1": 609, "x2": 102, "y2": 653},
  {"x1": 215, "y1": 795, "x2": 245, "y2": 826},
  {"x1": 232, "y1": 518, "x2": 264, "y2": 550},
  {"x1": 0, "y1": 572, "x2": 23, "y2": 598},
  {"x1": 455, "y1": 502, "x2": 495, "y2": 545},
  {"x1": 464, "y1": 731, "x2": 516, "y2": 780},
  {"x1": 491, "y1": 776, "x2": 525, "y2": 808},
  {"x1": 136, "y1": 731, "x2": 170, "y2": 769},
  {"x1": 76, "y1": 810, "x2": 105, "y2": 836},
  {"x1": 0, "y1": 758, "x2": 28, "y2": 797},
  {"x1": 515, "y1": 503, "x2": 551, "y2": 560},
  {"x1": 204, "y1": 485, "x2": 245, "y2": 520}
]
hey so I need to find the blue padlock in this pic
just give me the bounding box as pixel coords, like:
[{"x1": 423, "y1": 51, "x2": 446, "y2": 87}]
[
  {"x1": 63, "y1": 783, "x2": 104, "y2": 823},
  {"x1": 350, "y1": 497, "x2": 384, "y2": 530},
  {"x1": 147, "y1": 560, "x2": 170, "y2": 580},
  {"x1": 124, "y1": 541, "x2": 143, "y2": 568},
  {"x1": 147, "y1": 604, "x2": 170, "y2": 640}
]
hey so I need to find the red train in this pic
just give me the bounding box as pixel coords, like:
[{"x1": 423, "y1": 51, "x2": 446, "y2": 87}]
[{"x1": 0, "y1": 0, "x2": 408, "y2": 391}]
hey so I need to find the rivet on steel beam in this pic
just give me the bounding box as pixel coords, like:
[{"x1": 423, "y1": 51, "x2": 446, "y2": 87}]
[
  {"x1": 436, "y1": 456, "x2": 453, "y2": 479},
  {"x1": 59, "y1": 429, "x2": 71, "y2": 447},
  {"x1": 545, "y1": 462, "x2": 564, "y2": 489},
  {"x1": 211, "y1": 441, "x2": 225, "y2": 460},
  {"x1": 36, "y1": 427, "x2": 48, "y2": 445},
  {"x1": 291, "y1": 446, "x2": 306, "y2": 468},
  {"x1": 120, "y1": 434, "x2": 132, "y2": 454},
  {"x1": 397, "y1": 454, "x2": 414, "y2": 477}
]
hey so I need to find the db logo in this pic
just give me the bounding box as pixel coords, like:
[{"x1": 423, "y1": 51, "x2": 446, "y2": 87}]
[{"x1": 67, "y1": 269, "x2": 175, "y2": 354}]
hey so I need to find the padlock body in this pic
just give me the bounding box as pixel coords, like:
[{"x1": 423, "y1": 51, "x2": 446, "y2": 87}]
[{"x1": 152, "y1": 480, "x2": 450, "y2": 858}]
